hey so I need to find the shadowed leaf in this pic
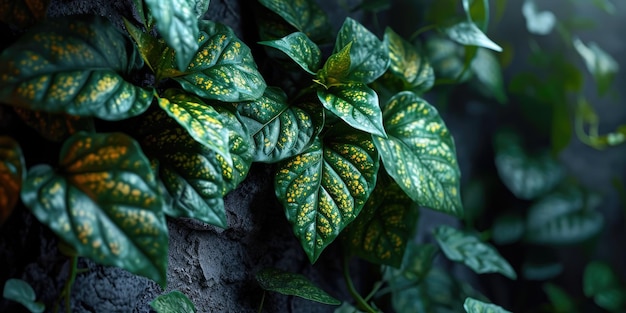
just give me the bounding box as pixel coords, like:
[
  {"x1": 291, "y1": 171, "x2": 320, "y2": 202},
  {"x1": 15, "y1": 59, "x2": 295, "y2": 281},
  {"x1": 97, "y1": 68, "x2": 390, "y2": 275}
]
[
  {"x1": 0, "y1": 137, "x2": 25, "y2": 225},
  {"x1": 13, "y1": 108, "x2": 94, "y2": 142},
  {"x1": 256, "y1": 268, "x2": 341, "y2": 305},
  {"x1": 258, "y1": 0, "x2": 332, "y2": 43},
  {"x1": 0, "y1": 0, "x2": 49, "y2": 28},
  {"x1": 150, "y1": 290, "x2": 196, "y2": 313},
  {"x1": 2, "y1": 279, "x2": 44, "y2": 313}
]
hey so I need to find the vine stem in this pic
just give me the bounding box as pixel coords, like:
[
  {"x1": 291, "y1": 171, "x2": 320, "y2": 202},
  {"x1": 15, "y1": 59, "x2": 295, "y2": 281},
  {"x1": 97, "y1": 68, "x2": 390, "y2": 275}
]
[
  {"x1": 343, "y1": 256, "x2": 378, "y2": 313},
  {"x1": 53, "y1": 256, "x2": 78, "y2": 313},
  {"x1": 257, "y1": 290, "x2": 266, "y2": 313}
]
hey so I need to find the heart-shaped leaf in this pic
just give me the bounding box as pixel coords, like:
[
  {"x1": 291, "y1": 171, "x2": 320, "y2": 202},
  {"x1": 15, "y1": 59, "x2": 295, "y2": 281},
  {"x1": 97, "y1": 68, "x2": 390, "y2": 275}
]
[
  {"x1": 0, "y1": 15, "x2": 153, "y2": 121},
  {"x1": 236, "y1": 87, "x2": 323, "y2": 163},
  {"x1": 464, "y1": 297, "x2": 512, "y2": 313},
  {"x1": 258, "y1": 0, "x2": 332, "y2": 43},
  {"x1": 0, "y1": 0, "x2": 49, "y2": 28},
  {"x1": 20, "y1": 132, "x2": 169, "y2": 286},
  {"x1": 0, "y1": 136, "x2": 25, "y2": 225},
  {"x1": 2, "y1": 279, "x2": 45, "y2": 313},
  {"x1": 274, "y1": 130, "x2": 379, "y2": 263},
  {"x1": 150, "y1": 290, "x2": 196, "y2": 313},
  {"x1": 374, "y1": 91, "x2": 462, "y2": 217},
  {"x1": 259, "y1": 32, "x2": 322, "y2": 74},
  {"x1": 383, "y1": 27, "x2": 434, "y2": 93},
  {"x1": 256, "y1": 268, "x2": 341, "y2": 305},
  {"x1": 442, "y1": 21, "x2": 502, "y2": 52},
  {"x1": 172, "y1": 20, "x2": 266, "y2": 102},
  {"x1": 318, "y1": 83, "x2": 386, "y2": 137},
  {"x1": 12, "y1": 108, "x2": 94, "y2": 142},
  {"x1": 434, "y1": 225, "x2": 517, "y2": 279}
]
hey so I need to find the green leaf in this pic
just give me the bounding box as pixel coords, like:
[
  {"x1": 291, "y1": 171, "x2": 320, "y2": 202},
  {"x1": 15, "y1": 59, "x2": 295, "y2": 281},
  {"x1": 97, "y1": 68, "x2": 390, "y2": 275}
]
[
  {"x1": 464, "y1": 0, "x2": 490, "y2": 31},
  {"x1": 172, "y1": 20, "x2": 266, "y2": 102},
  {"x1": 584, "y1": 261, "x2": 626, "y2": 312},
  {"x1": 274, "y1": 131, "x2": 379, "y2": 263},
  {"x1": 384, "y1": 27, "x2": 435, "y2": 93},
  {"x1": 434, "y1": 225, "x2": 517, "y2": 279},
  {"x1": 12, "y1": 108, "x2": 94, "y2": 142},
  {"x1": 334, "y1": 18, "x2": 390, "y2": 84},
  {"x1": 236, "y1": 87, "x2": 323, "y2": 163},
  {"x1": 344, "y1": 175, "x2": 419, "y2": 267},
  {"x1": 150, "y1": 290, "x2": 196, "y2": 313},
  {"x1": 384, "y1": 243, "x2": 438, "y2": 282},
  {"x1": 0, "y1": 136, "x2": 25, "y2": 225},
  {"x1": 494, "y1": 130, "x2": 564, "y2": 200},
  {"x1": 463, "y1": 297, "x2": 511, "y2": 313},
  {"x1": 317, "y1": 83, "x2": 386, "y2": 137},
  {"x1": 0, "y1": 0, "x2": 49, "y2": 28},
  {"x1": 522, "y1": 0, "x2": 556, "y2": 35},
  {"x1": 470, "y1": 48, "x2": 507, "y2": 104},
  {"x1": 492, "y1": 212, "x2": 525, "y2": 245},
  {"x1": 543, "y1": 283, "x2": 578, "y2": 313},
  {"x1": 256, "y1": 268, "x2": 341, "y2": 305},
  {"x1": 2, "y1": 279, "x2": 45, "y2": 313},
  {"x1": 259, "y1": 32, "x2": 322, "y2": 75},
  {"x1": 317, "y1": 42, "x2": 353, "y2": 88},
  {"x1": 373, "y1": 91, "x2": 462, "y2": 217},
  {"x1": 0, "y1": 16, "x2": 153, "y2": 120},
  {"x1": 258, "y1": 0, "x2": 332, "y2": 43},
  {"x1": 123, "y1": 18, "x2": 172, "y2": 77},
  {"x1": 573, "y1": 38, "x2": 619, "y2": 96},
  {"x1": 144, "y1": 0, "x2": 201, "y2": 71},
  {"x1": 157, "y1": 89, "x2": 232, "y2": 166},
  {"x1": 442, "y1": 21, "x2": 502, "y2": 52},
  {"x1": 426, "y1": 36, "x2": 473, "y2": 83},
  {"x1": 20, "y1": 132, "x2": 169, "y2": 287}
]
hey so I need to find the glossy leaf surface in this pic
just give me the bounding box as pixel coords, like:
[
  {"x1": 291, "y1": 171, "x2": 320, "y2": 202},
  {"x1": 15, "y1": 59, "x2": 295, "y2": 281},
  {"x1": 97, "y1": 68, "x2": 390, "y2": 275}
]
[
  {"x1": 275, "y1": 132, "x2": 379, "y2": 263},
  {"x1": 173, "y1": 20, "x2": 266, "y2": 102},
  {"x1": 374, "y1": 91, "x2": 462, "y2": 217},
  {"x1": 237, "y1": 87, "x2": 322, "y2": 163},
  {"x1": 256, "y1": 268, "x2": 341, "y2": 305},
  {"x1": 150, "y1": 290, "x2": 196, "y2": 313},
  {"x1": 13, "y1": 108, "x2": 94, "y2": 142},
  {"x1": 443, "y1": 21, "x2": 502, "y2": 52},
  {"x1": 259, "y1": 32, "x2": 321, "y2": 74},
  {"x1": 20, "y1": 132, "x2": 168, "y2": 286},
  {"x1": 0, "y1": 136, "x2": 25, "y2": 225},
  {"x1": 0, "y1": 0, "x2": 49, "y2": 28},
  {"x1": 384, "y1": 27, "x2": 434, "y2": 93},
  {"x1": 258, "y1": 0, "x2": 332, "y2": 43},
  {"x1": 434, "y1": 225, "x2": 517, "y2": 279},
  {"x1": 2, "y1": 279, "x2": 44, "y2": 313},
  {"x1": 317, "y1": 42, "x2": 352, "y2": 87},
  {"x1": 464, "y1": 297, "x2": 512, "y2": 313},
  {"x1": 0, "y1": 16, "x2": 153, "y2": 121}
]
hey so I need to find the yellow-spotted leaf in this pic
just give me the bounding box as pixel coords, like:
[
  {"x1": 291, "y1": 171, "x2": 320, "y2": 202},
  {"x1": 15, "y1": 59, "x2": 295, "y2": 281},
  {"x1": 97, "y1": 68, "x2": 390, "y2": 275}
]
[
  {"x1": 259, "y1": 32, "x2": 322, "y2": 75},
  {"x1": 258, "y1": 0, "x2": 332, "y2": 43},
  {"x1": 383, "y1": 27, "x2": 434, "y2": 93},
  {"x1": 333, "y1": 18, "x2": 390, "y2": 84},
  {"x1": 274, "y1": 131, "x2": 379, "y2": 263},
  {"x1": 0, "y1": 136, "x2": 25, "y2": 225},
  {"x1": 344, "y1": 175, "x2": 419, "y2": 267},
  {"x1": 237, "y1": 87, "x2": 323, "y2": 163},
  {"x1": 373, "y1": 91, "x2": 462, "y2": 216},
  {"x1": 317, "y1": 83, "x2": 386, "y2": 138},
  {"x1": 172, "y1": 20, "x2": 266, "y2": 102},
  {"x1": 157, "y1": 89, "x2": 231, "y2": 166},
  {"x1": 256, "y1": 268, "x2": 341, "y2": 305},
  {"x1": 19, "y1": 132, "x2": 169, "y2": 286},
  {"x1": 13, "y1": 107, "x2": 94, "y2": 142},
  {"x1": 316, "y1": 42, "x2": 352, "y2": 88},
  {"x1": 0, "y1": 15, "x2": 153, "y2": 121},
  {"x1": 0, "y1": 0, "x2": 49, "y2": 28},
  {"x1": 123, "y1": 18, "x2": 172, "y2": 77}
]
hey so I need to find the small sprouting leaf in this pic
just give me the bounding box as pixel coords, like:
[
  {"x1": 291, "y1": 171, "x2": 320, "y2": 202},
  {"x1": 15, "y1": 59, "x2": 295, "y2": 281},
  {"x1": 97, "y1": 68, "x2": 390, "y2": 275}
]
[
  {"x1": 494, "y1": 130, "x2": 564, "y2": 200},
  {"x1": 491, "y1": 212, "x2": 525, "y2": 245},
  {"x1": 434, "y1": 225, "x2": 517, "y2": 279},
  {"x1": 274, "y1": 131, "x2": 379, "y2": 263},
  {"x1": 317, "y1": 42, "x2": 353, "y2": 88},
  {"x1": 171, "y1": 20, "x2": 266, "y2": 102},
  {"x1": 573, "y1": 38, "x2": 619, "y2": 96},
  {"x1": 236, "y1": 87, "x2": 323, "y2": 163},
  {"x1": 544, "y1": 283, "x2": 578, "y2": 313},
  {"x1": 0, "y1": 16, "x2": 153, "y2": 120},
  {"x1": 12, "y1": 108, "x2": 94, "y2": 142},
  {"x1": 344, "y1": 176, "x2": 419, "y2": 267},
  {"x1": 123, "y1": 18, "x2": 171, "y2": 76},
  {"x1": 383, "y1": 27, "x2": 434, "y2": 93},
  {"x1": 442, "y1": 21, "x2": 502, "y2": 52},
  {"x1": 334, "y1": 18, "x2": 390, "y2": 84},
  {"x1": 471, "y1": 48, "x2": 507, "y2": 104},
  {"x1": 464, "y1": 297, "x2": 512, "y2": 313},
  {"x1": 256, "y1": 268, "x2": 341, "y2": 305},
  {"x1": 584, "y1": 261, "x2": 626, "y2": 312},
  {"x1": 0, "y1": 136, "x2": 25, "y2": 225},
  {"x1": 373, "y1": 91, "x2": 462, "y2": 217},
  {"x1": 150, "y1": 290, "x2": 196, "y2": 313},
  {"x1": 259, "y1": 32, "x2": 322, "y2": 74},
  {"x1": 318, "y1": 83, "x2": 386, "y2": 137},
  {"x1": 157, "y1": 89, "x2": 232, "y2": 166},
  {"x1": 522, "y1": 0, "x2": 556, "y2": 35},
  {"x1": 0, "y1": 0, "x2": 49, "y2": 28},
  {"x1": 2, "y1": 279, "x2": 45, "y2": 313},
  {"x1": 20, "y1": 132, "x2": 169, "y2": 287},
  {"x1": 258, "y1": 0, "x2": 332, "y2": 43}
]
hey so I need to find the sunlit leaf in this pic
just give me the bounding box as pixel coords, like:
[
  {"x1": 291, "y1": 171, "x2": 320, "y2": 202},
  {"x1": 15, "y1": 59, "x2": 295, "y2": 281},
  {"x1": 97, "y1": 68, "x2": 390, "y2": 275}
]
[
  {"x1": 374, "y1": 91, "x2": 462, "y2": 217},
  {"x1": 584, "y1": 261, "x2": 626, "y2": 312},
  {"x1": 434, "y1": 225, "x2": 517, "y2": 279},
  {"x1": 259, "y1": 32, "x2": 322, "y2": 75},
  {"x1": 0, "y1": 136, "x2": 25, "y2": 225},
  {"x1": 258, "y1": 0, "x2": 332, "y2": 43},
  {"x1": 0, "y1": 0, "x2": 49, "y2": 28},
  {"x1": 0, "y1": 16, "x2": 153, "y2": 120},
  {"x1": 20, "y1": 132, "x2": 169, "y2": 286},
  {"x1": 171, "y1": 20, "x2": 266, "y2": 102},
  {"x1": 522, "y1": 0, "x2": 556, "y2": 35},
  {"x1": 150, "y1": 290, "x2": 196, "y2": 313},
  {"x1": 383, "y1": 27, "x2": 435, "y2": 93},
  {"x1": 464, "y1": 297, "x2": 511, "y2": 313},
  {"x1": 237, "y1": 87, "x2": 323, "y2": 163},
  {"x1": 573, "y1": 38, "x2": 619, "y2": 96},
  {"x1": 471, "y1": 48, "x2": 507, "y2": 104},
  {"x1": 274, "y1": 131, "x2": 379, "y2": 263},
  {"x1": 318, "y1": 83, "x2": 386, "y2": 137},
  {"x1": 256, "y1": 268, "x2": 341, "y2": 305},
  {"x1": 12, "y1": 108, "x2": 94, "y2": 142},
  {"x1": 2, "y1": 279, "x2": 44, "y2": 313},
  {"x1": 442, "y1": 21, "x2": 502, "y2": 52}
]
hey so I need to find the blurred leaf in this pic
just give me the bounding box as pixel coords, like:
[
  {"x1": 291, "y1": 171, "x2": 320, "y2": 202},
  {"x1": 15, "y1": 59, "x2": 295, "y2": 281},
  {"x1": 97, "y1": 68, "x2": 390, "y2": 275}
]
[
  {"x1": 2, "y1": 279, "x2": 44, "y2": 313},
  {"x1": 258, "y1": 0, "x2": 332, "y2": 43},
  {"x1": 522, "y1": 261, "x2": 563, "y2": 281},
  {"x1": 463, "y1": 0, "x2": 490, "y2": 31},
  {"x1": 584, "y1": 261, "x2": 626, "y2": 312},
  {"x1": 442, "y1": 21, "x2": 502, "y2": 52},
  {"x1": 522, "y1": 0, "x2": 556, "y2": 35},
  {"x1": 384, "y1": 27, "x2": 435, "y2": 93},
  {"x1": 352, "y1": 0, "x2": 391, "y2": 12},
  {"x1": 334, "y1": 302, "x2": 366, "y2": 313},
  {"x1": 543, "y1": 283, "x2": 578, "y2": 313},
  {"x1": 384, "y1": 243, "x2": 438, "y2": 282},
  {"x1": 470, "y1": 48, "x2": 507, "y2": 104},
  {"x1": 259, "y1": 32, "x2": 322, "y2": 74},
  {"x1": 463, "y1": 297, "x2": 511, "y2": 313},
  {"x1": 426, "y1": 37, "x2": 473, "y2": 83},
  {"x1": 492, "y1": 212, "x2": 525, "y2": 245},
  {"x1": 0, "y1": 136, "x2": 25, "y2": 225},
  {"x1": 389, "y1": 267, "x2": 466, "y2": 313},
  {"x1": 573, "y1": 38, "x2": 619, "y2": 96},
  {"x1": 13, "y1": 108, "x2": 94, "y2": 142},
  {"x1": 150, "y1": 290, "x2": 196, "y2": 313},
  {"x1": 256, "y1": 268, "x2": 341, "y2": 305},
  {"x1": 591, "y1": 0, "x2": 616, "y2": 14},
  {"x1": 0, "y1": 0, "x2": 49, "y2": 28}
]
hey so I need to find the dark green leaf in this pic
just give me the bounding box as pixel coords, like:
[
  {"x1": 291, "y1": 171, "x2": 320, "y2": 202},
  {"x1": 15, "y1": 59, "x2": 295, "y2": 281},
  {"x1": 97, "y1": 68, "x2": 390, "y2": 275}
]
[
  {"x1": 2, "y1": 279, "x2": 45, "y2": 313},
  {"x1": 0, "y1": 16, "x2": 153, "y2": 120},
  {"x1": 274, "y1": 131, "x2": 379, "y2": 263},
  {"x1": 426, "y1": 36, "x2": 472, "y2": 83},
  {"x1": 13, "y1": 108, "x2": 94, "y2": 142},
  {"x1": 434, "y1": 225, "x2": 517, "y2": 279},
  {"x1": 543, "y1": 283, "x2": 578, "y2": 313},
  {"x1": 0, "y1": 0, "x2": 49, "y2": 28},
  {"x1": 0, "y1": 136, "x2": 25, "y2": 225},
  {"x1": 584, "y1": 261, "x2": 626, "y2": 312},
  {"x1": 384, "y1": 243, "x2": 438, "y2": 282},
  {"x1": 172, "y1": 20, "x2": 266, "y2": 102},
  {"x1": 442, "y1": 21, "x2": 502, "y2": 52},
  {"x1": 374, "y1": 91, "x2": 462, "y2": 217},
  {"x1": 150, "y1": 290, "x2": 196, "y2": 313},
  {"x1": 259, "y1": 32, "x2": 322, "y2": 74},
  {"x1": 256, "y1": 268, "x2": 341, "y2": 305},
  {"x1": 384, "y1": 27, "x2": 435, "y2": 93},
  {"x1": 258, "y1": 0, "x2": 332, "y2": 43},
  {"x1": 317, "y1": 83, "x2": 386, "y2": 137},
  {"x1": 522, "y1": 260, "x2": 563, "y2": 281},
  {"x1": 334, "y1": 302, "x2": 366, "y2": 313},
  {"x1": 464, "y1": 297, "x2": 511, "y2": 313},
  {"x1": 353, "y1": 0, "x2": 391, "y2": 12},
  {"x1": 464, "y1": 0, "x2": 490, "y2": 31},
  {"x1": 123, "y1": 18, "x2": 172, "y2": 77},
  {"x1": 573, "y1": 38, "x2": 619, "y2": 96},
  {"x1": 20, "y1": 132, "x2": 169, "y2": 287},
  {"x1": 471, "y1": 48, "x2": 507, "y2": 104},
  {"x1": 522, "y1": 0, "x2": 556, "y2": 35},
  {"x1": 491, "y1": 212, "x2": 525, "y2": 245},
  {"x1": 389, "y1": 267, "x2": 465, "y2": 313},
  {"x1": 237, "y1": 87, "x2": 322, "y2": 163},
  {"x1": 592, "y1": 0, "x2": 616, "y2": 14}
]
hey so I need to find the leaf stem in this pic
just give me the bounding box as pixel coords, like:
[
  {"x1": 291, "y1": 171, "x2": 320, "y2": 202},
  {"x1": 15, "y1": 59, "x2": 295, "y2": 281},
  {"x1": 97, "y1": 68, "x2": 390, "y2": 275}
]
[
  {"x1": 343, "y1": 256, "x2": 378, "y2": 313},
  {"x1": 257, "y1": 290, "x2": 266, "y2": 313},
  {"x1": 53, "y1": 256, "x2": 78, "y2": 313}
]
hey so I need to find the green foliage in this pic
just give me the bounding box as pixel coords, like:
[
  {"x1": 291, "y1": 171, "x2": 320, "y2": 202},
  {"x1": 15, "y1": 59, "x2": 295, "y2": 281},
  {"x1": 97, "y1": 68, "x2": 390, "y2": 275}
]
[
  {"x1": 255, "y1": 268, "x2": 341, "y2": 305},
  {"x1": 583, "y1": 261, "x2": 626, "y2": 312},
  {"x1": 150, "y1": 290, "x2": 197, "y2": 313},
  {"x1": 0, "y1": 136, "x2": 25, "y2": 225},
  {"x1": 2, "y1": 279, "x2": 45, "y2": 313},
  {"x1": 464, "y1": 297, "x2": 512, "y2": 313}
]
